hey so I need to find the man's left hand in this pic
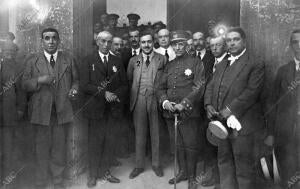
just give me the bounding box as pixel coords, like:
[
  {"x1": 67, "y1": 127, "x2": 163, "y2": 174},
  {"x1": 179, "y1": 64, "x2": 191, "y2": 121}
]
[
  {"x1": 219, "y1": 107, "x2": 231, "y2": 119},
  {"x1": 174, "y1": 104, "x2": 185, "y2": 112}
]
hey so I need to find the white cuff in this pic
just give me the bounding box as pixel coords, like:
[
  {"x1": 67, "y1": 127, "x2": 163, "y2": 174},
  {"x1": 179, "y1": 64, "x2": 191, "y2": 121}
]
[{"x1": 162, "y1": 100, "x2": 170, "y2": 109}]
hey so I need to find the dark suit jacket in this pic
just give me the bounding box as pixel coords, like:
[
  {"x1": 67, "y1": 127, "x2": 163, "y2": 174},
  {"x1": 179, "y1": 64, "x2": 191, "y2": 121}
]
[
  {"x1": 204, "y1": 52, "x2": 265, "y2": 135},
  {"x1": 80, "y1": 52, "x2": 128, "y2": 119},
  {"x1": 121, "y1": 48, "x2": 142, "y2": 70},
  {"x1": 0, "y1": 58, "x2": 26, "y2": 127},
  {"x1": 22, "y1": 51, "x2": 79, "y2": 126},
  {"x1": 268, "y1": 61, "x2": 299, "y2": 145},
  {"x1": 194, "y1": 50, "x2": 215, "y2": 81}
]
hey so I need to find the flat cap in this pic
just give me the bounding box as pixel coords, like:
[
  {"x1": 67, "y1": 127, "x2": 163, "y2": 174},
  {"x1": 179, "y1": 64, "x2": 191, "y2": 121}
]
[
  {"x1": 170, "y1": 30, "x2": 188, "y2": 42},
  {"x1": 127, "y1": 13, "x2": 140, "y2": 20},
  {"x1": 107, "y1": 14, "x2": 119, "y2": 20}
]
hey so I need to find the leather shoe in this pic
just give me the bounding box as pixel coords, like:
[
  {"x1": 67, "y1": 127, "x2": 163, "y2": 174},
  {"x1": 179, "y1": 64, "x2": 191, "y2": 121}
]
[
  {"x1": 129, "y1": 168, "x2": 144, "y2": 179},
  {"x1": 201, "y1": 177, "x2": 215, "y2": 187},
  {"x1": 188, "y1": 178, "x2": 198, "y2": 189},
  {"x1": 106, "y1": 173, "x2": 120, "y2": 183},
  {"x1": 152, "y1": 166, "x2": 163, "y2": 177},
  {"x1": 168, "y1": 171, "x2": 188, "y2": 184},
  {"x1": 87, "y1": 177, "x2": 97, "y2": 188}
]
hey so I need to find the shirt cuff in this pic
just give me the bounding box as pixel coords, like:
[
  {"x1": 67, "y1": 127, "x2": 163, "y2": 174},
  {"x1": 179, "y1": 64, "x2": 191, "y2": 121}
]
[{"x1": 162, "y1": 100, "x2": 170, "y2": 109}]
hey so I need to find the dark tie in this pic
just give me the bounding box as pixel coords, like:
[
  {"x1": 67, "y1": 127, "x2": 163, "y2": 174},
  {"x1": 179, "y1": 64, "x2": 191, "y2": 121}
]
[
  {"x1": 103, "y1": 55, "x2": 108, "y2": 65},
  {"x1": 146, "y1": 55, "x2": 150, "y2": 67},
  {"x1": 165, "y1": 49, "x2": 169, "y2": 60},
  {"x1": 133, "y1": 50, "x2": 137, "y2": 56},
  {"x1": 50, "y1": 55, "x2": 55, "y2": 68},
  {"x1": 197, "y1": 52, "x2": 201, "y2": 60}
]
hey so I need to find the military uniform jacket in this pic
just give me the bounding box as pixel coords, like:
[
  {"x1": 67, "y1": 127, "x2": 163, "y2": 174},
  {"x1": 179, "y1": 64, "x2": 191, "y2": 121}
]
[
  {"x1": 80, "y1": 53, "x2": 128, "y2": 120},
  {"x1": 204, "y1": 52, "x2": 265, "y2": 135},
  {"x1": 156, "y1": 54, "x2": 206, "y2": 119}
]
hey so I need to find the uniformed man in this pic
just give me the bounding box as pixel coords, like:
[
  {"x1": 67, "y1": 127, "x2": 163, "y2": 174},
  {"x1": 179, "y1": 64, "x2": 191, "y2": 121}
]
[
  {"x1": 154, "y1": 29, "x2": 176, "y2": 62},
  {"x1": 156, "y1": 30, "x2": 206, "y2": 189},
  {"x1": 107, "y1": 14, "x2": 122, "y2": 37},
  {"x1": 127, "y1": 13, "x2": 141, "y2": 31}
]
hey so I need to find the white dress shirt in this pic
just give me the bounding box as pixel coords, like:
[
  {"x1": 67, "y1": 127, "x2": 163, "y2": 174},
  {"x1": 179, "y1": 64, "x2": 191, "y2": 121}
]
[
  {"x1": 98, "y1": 51, "x2": 109, "y2": 63},
  {"x1": 196, "y1": 49, "x2": 206, "y2": 60},
  {"x1": 44, "y1": 50, "x2": 58, "y2": 63},
  {"x1": 132, "y1": 48, "x2": 140, "y2": 56},
  {"x1": 228, "y1": 48, "x2": 246, "y2": 66},
  {"x1": 294, "y1": 57, "x2": 300, "y2": 71},
  {"x1": 154, "y1": 46, "x2": 176, "y2": 61},
  {"x1": 213, "y1": 52, "x2": 227, "y2": 72}
]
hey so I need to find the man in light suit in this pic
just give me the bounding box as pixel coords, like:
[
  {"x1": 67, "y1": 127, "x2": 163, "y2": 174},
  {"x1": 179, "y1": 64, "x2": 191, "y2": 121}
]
[
  {"x1": 22, "y1": 28, "x2": 79, "y2": 189},
  {"x1": 204, "y1": 27, "x2": 265, "y2": 189},
  {"x1": 127, "y1": 31, "x2": 167, "y2": 179}
]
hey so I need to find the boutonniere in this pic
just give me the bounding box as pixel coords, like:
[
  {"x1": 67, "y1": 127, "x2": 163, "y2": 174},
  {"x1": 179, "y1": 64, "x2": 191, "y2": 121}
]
[
  {"x1": 92, "y1": 64, "x2": 95, "y2": 71},
  {"x1": 112, "y1": 65, "x2": 117, "y2": 73},
  {"x1": 136, "y1": 60, "x2": 141, "y2": 67},
  {"x1": 184, "y1": 69, "x2": 192, "y2": 76}
]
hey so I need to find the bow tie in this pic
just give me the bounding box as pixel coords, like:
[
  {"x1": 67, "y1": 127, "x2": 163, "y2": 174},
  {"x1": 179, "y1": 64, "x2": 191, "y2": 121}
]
[{"x1": 228, "y1": 56, "x2": 239, "y2": 65}]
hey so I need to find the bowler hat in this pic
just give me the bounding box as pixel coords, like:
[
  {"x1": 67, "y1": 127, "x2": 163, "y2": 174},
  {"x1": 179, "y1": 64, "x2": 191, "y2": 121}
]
[{"x1": 127, "y1": 13, "x2": 140, "y2": 20}]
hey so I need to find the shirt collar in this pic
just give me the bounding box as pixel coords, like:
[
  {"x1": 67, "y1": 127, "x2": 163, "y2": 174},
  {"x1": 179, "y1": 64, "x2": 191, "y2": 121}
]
[
  {"x1": 98, "y1": 51, "x2": 109, "y2": 62},
  {"x1": 216, "y1": 53, "x2": 227, "y2": 63},
  {"x1": 132, "y1": 48, "x2": 140, "y2": 55},
  {"x1": 44, "y1": 50, "x2": 58, "y2": 62},
  {"x1": 294, "y1": 57, "x2": 300, "y2": 71},
  {"x1": 142, "y1": 51, "x2": 154, "y2": 62},
  {"x1": 230, "y1": 48, "x2": 246, "y2": 59},
  {"x1": 197, "y1": 49, "x2": 206, "y2": 59}
]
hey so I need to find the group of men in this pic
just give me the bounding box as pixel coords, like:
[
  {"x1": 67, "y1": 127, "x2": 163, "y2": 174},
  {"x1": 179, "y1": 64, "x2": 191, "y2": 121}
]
[{"x1": 0, "y1": 18, "x2": 300, "y2": 189}]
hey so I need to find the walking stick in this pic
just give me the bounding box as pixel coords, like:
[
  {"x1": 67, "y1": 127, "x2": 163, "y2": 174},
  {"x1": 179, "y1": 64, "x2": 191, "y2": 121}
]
[{"x1": 174, "y1": 113, "x2": 179, "y2": 189}]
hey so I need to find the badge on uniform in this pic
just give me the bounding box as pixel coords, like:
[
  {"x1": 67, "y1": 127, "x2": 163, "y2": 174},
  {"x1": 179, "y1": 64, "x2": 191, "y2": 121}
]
[
  {"x1": 184, "y1": 69, "x2": 192, "y2": 76},
  {"x1": 136, "y1": 61, "x2": 141, "y2": 67},
  {"x1": 112, "y1": 65, "x2": 117, "y2": 73}
]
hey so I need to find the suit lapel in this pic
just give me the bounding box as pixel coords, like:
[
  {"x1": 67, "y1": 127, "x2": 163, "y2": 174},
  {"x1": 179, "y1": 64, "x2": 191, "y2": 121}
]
[
  {"x1": 94, "y1": 53, "x2": 107, "y2": 75},
  {"x1": 223, "y1": 53, "x2": 248, "y2": 92},
  {"x1": 151, "y1": 52, "x2": 160, "y2": 82},
  {"x1": 136, "y1": 54, "x2": 143, "y2": 85},
  {"x1": 35, "y1": 53, "x2": 52, "y2": 75},
  {"x1": 285, "y1": 61, "x2": 296, "y2": 86}
]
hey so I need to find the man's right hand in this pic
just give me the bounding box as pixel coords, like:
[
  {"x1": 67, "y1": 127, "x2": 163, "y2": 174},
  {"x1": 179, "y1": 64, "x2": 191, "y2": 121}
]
[
  {"x1": 206, "y1": 105, "x2": 218, "y2": 119},
  {"x1": 38, "y1": 75, "x2": 55, "y2": 85},
  {"x1": 163, "y1": 101, "x2": 176, "y2": 112}
]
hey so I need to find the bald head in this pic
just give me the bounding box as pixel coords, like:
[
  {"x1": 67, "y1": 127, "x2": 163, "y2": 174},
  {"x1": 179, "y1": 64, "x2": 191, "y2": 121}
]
[
  {"x1": 193, "y1": 32, "x2": 205, "y2": 51},
  {"x1": 157, "y1": 29, "x2": 170, "y2": 48},
  {"x1": 96, "y1": 31, "x2": 113, "y2": 54}
]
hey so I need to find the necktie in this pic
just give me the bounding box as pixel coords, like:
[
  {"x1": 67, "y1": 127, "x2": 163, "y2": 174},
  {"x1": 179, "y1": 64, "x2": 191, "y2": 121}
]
[
  {"x1": 165, "y1": 49, "x2": 169, "y2": 60},
  {"x1": 133, "y1": 50, "x2": 137, "y2": 56},
  {"x1": 213, "y1": 59, "x2": 218, "y2": 73},
  {"x1": 146, "y1": 55, "x2": 150, "y2": 67},
  {"x1": 103, "y1": 55, "x2": 108, "y2": 65},
  {"x1": 197, "y1": 52, "x2": 201, "y2": 60},
  {"x1": 50, "y1": 55, "x2": 55, "y2": 68}
]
